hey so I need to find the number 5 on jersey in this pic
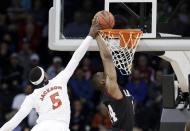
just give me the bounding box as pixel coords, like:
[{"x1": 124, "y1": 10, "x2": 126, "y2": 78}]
[{"x1": 50, "y1": 92, "x2": 62, "y2": 110}]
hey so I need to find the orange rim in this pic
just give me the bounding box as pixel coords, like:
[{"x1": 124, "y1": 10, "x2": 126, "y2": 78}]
[{"x1": 99, "y1": 29, "x2": 143, "y2": 47}]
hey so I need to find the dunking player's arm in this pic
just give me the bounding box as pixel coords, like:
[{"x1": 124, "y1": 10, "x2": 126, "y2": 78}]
[{"x1": 95, "y1": 35, "x2": 123, "y2": 99}]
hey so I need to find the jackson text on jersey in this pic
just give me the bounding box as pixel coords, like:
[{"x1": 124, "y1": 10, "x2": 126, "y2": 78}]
[{"x1": 40, "y1": 86, "x2": 62, "y2": 101}]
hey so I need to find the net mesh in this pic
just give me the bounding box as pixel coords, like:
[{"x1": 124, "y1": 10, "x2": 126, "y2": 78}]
[{"x1": 99, "y1": 29, "x2": 143, "y2": 75}]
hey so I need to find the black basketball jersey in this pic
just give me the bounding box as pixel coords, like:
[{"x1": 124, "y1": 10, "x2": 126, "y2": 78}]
[{"x1": 102, "y1": 89, "x2": 134, "y2": 131}]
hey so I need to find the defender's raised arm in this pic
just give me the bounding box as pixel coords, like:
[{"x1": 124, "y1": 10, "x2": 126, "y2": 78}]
[{"x1": 55, "y1": 18, "x2": 100, "y2": 83}]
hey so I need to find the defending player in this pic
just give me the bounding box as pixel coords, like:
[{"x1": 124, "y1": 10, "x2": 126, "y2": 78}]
[
  {"x1": 0, "y1": 18, "x2": 99, "y2": 131},
  {"x1": 92, "y1": 35, "x2": 134, "y2": 131}
]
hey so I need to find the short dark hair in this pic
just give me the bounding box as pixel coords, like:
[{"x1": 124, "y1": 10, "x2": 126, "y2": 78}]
[{"x1": 29, "y1": 67, "x2": 42, "y2": 83}]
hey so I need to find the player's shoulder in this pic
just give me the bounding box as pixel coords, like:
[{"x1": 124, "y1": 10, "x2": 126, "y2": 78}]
[
  {"x1": 51, "y1": 76, "x2": 66, "y2": 85},
  {"x1": 31, "y1": 88, "x2": 43, "y2": 97},
  {"x1": 51, "y1": 75, "x2": 60, "y2": 81}
]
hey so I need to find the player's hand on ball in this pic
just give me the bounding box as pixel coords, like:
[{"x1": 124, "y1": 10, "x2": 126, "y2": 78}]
[
  {"x1": 89, "y1": 16, "x2": 100, "y2": 38},
  {"x1": 89, "y1": 10, "x2": 115, "y2": 38}
]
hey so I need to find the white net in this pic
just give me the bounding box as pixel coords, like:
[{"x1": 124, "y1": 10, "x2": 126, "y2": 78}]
[{"x1": 99, "y1": 30, "x2": 142, "y2": 75}]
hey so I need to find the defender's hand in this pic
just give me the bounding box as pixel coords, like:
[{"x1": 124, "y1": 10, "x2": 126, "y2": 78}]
[{"x1": 89, "y1": 16, "x2": 101, "y2": 38}]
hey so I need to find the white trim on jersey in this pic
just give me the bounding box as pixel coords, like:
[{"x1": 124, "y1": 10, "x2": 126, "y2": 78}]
[
  {"x1": 123, "y1": 89, "x2": 131, "y2": 97},
  {"x1": 31, "y1": 67, "x2": 45, "y2": 85}
]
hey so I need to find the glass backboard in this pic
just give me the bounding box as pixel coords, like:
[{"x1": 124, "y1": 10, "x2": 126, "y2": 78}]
[{"x1": 49, "y1": 0, "x2": 190, "y2": 51}]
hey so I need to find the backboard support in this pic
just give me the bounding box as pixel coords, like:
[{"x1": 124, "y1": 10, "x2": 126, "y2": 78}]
[{"x1": 160, "y1": 51, "x2": 190, "y2": 92}]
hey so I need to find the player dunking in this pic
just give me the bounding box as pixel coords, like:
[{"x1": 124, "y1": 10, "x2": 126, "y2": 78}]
[
  {"x1": 0, "y1": 18, "x2": 99, "y2": 131},
  {"x1": 92, "y1": 35, "x2": 134, "y2": 131}
]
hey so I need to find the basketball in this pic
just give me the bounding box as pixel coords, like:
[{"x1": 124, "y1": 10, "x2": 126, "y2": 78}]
[{"x1": 94, "y1": 10, "x2": 115, "y2": 29}]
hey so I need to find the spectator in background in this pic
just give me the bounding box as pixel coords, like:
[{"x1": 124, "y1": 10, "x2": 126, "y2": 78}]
[
  {"x1": 29, "y1": 53, "x2": 40, "y2": 68},
  {"x1": 2, "y1": 33, "x2": 16, "y2": 53},
  {"x1": 22, "y1": 53, "x2": 40, "y2": 83},
  {"x1": 148, "y1": 70, "x2": 163, "y2": 102},
  {"x1": 0, "y1": 14, "x2": 6, "y2": 41},
  {"x1": 42, "y1": 24, "x2": 48, "y2": 39},
  {"x1": 21, "y1": 23, "x2": 40, "y2": 51},
  {"x1": 47, "y1": 56, "x2": 64, "y2": 79},
  {"x1": 19, "y1": 39, "x2": 32, "y2": 61},
  {"x1": 6, "y1": 24, "x2": 19, "y2": 48},
  {"x1": 3, "y1": 53, "x2": 23, "y2": 94},
  {"x1": 6, "y1": 0, "x2": 26, "y2": 33},
  {"x1": 136, "y1": 55, "x2": 154, "y2": 83},
  {"x1": 91, "y1": 103, "x2": 112, "y2": 131},
  {"x1": 144, "y1": 70, "x2": 163, "y2": 130},
  {"x1": 126, "y1": 69, "x2": 148, "y2": 103},
  {"x1": 18, "y1": 14, "x2": 42, "y2": 51},
  {"x1": 177, "y1": 4, "x2": 190, "y2": 36},
  {"x1": 158, "y1": 59, "x2": 173, "y2": 74},
  {"x1": 0, "y1": 43, "x2": 11, "y2": 111},
  {"x1": 0, "y1": 104, "x2": 4, "y2": 126},
  {"x1": 31, "y1": 0, "x2": 47, "y2": 25},
  {"x1": 20, "y1": 0, "x2": 32, "y2": 11},
  {"x1": 0, "y1": 104, "x2": 4, "y2": 127},
  {"x1": 7, "y1": 0, "x2": 25, "y2": 20},
  {"x1": 81, "y1": 57, "x2": 93, "y2": 80},
  {"x1": 69, "y1": 68, "x2": 94, "y2": 102},
  {"x1": 19, "y1": 38, "x2": 32, "y2": 80},
  {"x1": 133, "y1": 70, "x2": 163, "y2": 131},
  {"x1": 70, "y1": 100, "x2": 86, "y2": 131},
  {"x1": 0, "y1": 43, "x2": 9, "y2": 76}
]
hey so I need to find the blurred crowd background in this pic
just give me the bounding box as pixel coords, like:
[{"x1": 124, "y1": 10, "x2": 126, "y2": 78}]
[{"x1": 0, "y1": 0, "x2": 189, "y2": 131}]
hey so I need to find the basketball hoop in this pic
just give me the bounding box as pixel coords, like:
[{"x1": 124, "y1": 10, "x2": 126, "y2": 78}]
[{"x1": 98, "y1": 29, "x2": 143, "y2": 75}]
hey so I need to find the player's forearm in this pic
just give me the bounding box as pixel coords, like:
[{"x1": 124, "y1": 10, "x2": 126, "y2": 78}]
[
  {"x1": 96, "y1": 35, "x2": 117, "y2": 81},
  {"x1": 0, "y1": 95, "x2": 33, "y2": 131},
  {"x1": 99, "y1": 46, "x2": 112, "y2": 61},
  {"x1": 96, "y1": 36, "x2": 112, "y2": 60},
  {"x1": 0, "y1": 120, "x2": 17, "y2": 131},
  {"x1": 71, "y1": 36, "x2": 92, "y2": 63},
  {"x1": 0, "y1": 109, "x2": 28, "y2": 131},
  {"x1": 58, "y1": 36, "x2": 93, "y2": 82}
]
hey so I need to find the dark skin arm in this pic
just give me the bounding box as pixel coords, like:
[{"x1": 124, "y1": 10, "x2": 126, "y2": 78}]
[{"x1": 96, "y1": 35, "x2": 123, "y2": 99}]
